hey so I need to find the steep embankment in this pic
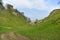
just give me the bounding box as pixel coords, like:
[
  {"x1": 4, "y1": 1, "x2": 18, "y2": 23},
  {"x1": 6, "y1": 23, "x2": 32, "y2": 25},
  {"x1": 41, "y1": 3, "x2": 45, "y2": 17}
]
[
  {"x1": 0, "y1": 10, "x2": 31, "y2": 40},
  {"x1": 37, "y1": 9, "x2": 60, "y2": 40},
  {"x1": 0, "y1": 10, "x2": 27, "y2": 27}
]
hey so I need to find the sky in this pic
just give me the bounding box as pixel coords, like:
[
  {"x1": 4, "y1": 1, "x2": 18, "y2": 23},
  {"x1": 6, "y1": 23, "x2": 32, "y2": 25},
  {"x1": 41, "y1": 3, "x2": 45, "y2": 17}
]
[{"x1": 2, "y1": 0, "x2": 60, "y2": 21}]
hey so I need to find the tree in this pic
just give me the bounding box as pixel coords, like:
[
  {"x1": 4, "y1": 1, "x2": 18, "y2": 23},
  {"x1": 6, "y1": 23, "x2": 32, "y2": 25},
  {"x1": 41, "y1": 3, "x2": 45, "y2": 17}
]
[
  {"x1": 27, "y1": 18, "x2": 31, "y2": 23},
  {"x1": 0, "y1": 0, "x2": 4, "y2": 11},
  {"x1": 0, "y1": 0, "x2": 3, "y2": 6},
  {"x1": 34, "y1": 19, "x2": 40, "y2": 25},
  {"x1": 58, "y1": 1, "x2": 60, "y2": 5},
  {"x1": 6, "y1": 4, "x2": 13, "y2": 13}
]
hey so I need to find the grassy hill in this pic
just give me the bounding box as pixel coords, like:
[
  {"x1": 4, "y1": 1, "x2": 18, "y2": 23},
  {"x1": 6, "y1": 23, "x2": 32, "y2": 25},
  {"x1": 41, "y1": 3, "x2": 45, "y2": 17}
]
[
  {"x1": 37, "y1": 9, "x2": 60, "y2": 40},
  {"x1": 0, "y1": 4, "x2": 60, "y2": 40}
]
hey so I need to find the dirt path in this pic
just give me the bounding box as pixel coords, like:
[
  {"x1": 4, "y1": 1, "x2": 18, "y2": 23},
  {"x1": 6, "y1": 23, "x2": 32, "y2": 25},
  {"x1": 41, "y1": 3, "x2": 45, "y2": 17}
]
[{"x1": 0, "y1": 32, "x2": 30, "y2": 40}]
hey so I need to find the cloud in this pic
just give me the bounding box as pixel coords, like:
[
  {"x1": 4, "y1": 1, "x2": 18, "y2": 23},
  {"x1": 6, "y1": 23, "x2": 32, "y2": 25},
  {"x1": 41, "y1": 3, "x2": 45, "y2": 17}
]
[
  {"x1": 31, "y1": 0, "x2": 48, "y2": 10},
  {"x1": 2, "y1": 0, "x2": 60, "y2": 20},
  {"x1": 3, "y1": 0, "x2": 49, "y2": 10}
]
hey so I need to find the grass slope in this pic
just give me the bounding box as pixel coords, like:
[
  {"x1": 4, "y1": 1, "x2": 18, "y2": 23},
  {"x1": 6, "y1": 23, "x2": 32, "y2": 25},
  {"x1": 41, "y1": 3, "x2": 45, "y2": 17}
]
[{"x1": 0, "y1": 9, "x2": 60, "y2": 40}]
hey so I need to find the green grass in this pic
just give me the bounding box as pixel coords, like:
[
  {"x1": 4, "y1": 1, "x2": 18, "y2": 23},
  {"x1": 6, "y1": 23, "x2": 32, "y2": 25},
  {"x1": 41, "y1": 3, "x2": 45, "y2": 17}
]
[{"x1": 0, "y1": 9, "x2": 60, "y2": 40}]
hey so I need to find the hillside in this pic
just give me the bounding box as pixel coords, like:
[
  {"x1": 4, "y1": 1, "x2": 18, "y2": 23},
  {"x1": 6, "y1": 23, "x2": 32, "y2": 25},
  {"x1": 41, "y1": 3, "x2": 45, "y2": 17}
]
[
  {"x1": 0, "y1": 3, "x2": 60, "y2": 40},
  {"x1": 37, "y1": 9, "x2": 60, "y2": 40}
]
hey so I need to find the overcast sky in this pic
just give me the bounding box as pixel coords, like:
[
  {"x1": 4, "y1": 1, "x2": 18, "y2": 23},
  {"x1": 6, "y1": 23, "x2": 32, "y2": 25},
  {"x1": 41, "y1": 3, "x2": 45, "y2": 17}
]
[{"x1": 3, "y1": 0, "x2": 60, "y2": 20}]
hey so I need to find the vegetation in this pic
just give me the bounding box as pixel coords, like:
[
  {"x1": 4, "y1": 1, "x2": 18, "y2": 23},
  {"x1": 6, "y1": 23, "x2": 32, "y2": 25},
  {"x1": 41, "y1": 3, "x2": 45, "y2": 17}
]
[{"x1": 0, "y1": 0, "x2": 60, "y2": 40}]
